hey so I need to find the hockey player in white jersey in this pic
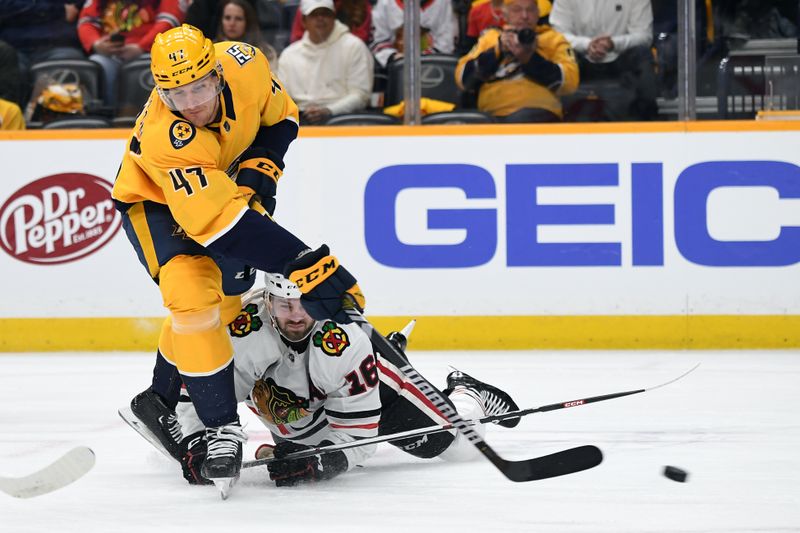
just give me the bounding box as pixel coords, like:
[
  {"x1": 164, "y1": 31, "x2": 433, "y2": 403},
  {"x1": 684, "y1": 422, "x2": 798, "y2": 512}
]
[{"x1": 174, "y1": 273, "x2": 520, "y2": 487}]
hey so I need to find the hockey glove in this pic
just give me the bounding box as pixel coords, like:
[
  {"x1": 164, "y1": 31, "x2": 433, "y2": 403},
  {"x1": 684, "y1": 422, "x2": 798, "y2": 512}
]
[
  {"x1": 180, "y1": 431, "x2": 212, "y2": 485},
  {"x1": 267, "y1": 441, "x2": 348, "y2": 487},
  {"x1": 285, "y1": 245, "x2": 365, "y2": 324},
  {"x1": 237, "y1": 147, "x2": 283, "y2": 216}
]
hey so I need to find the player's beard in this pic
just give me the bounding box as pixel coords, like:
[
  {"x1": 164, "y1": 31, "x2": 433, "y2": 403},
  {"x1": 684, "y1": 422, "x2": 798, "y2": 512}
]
[
  {"x1": 278, "y1": 317, "x2": 315, "y2": 342},
  {"x1": 183, "y1": 97, "x2": 219, "y2": 127}
]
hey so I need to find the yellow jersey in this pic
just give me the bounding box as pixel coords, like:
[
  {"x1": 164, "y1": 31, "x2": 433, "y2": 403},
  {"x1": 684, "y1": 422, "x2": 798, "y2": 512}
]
[
  {"x1": 456, "y1": 26, "x2": 578, "y2": 117},
  {"x1": 113, "y1": 42, "x2": 299, "y2": 246},
  {"x1": 0, "y1": 98, "x2": 25, "y2": 130}
]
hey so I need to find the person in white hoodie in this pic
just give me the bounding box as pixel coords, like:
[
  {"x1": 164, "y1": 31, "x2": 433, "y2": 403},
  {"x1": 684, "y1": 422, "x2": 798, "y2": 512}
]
[{"x1": 277, "y1": 0, "x2": 374, "y2": 124}]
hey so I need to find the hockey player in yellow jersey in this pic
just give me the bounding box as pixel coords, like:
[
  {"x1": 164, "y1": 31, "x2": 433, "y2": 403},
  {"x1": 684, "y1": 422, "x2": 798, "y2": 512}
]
[
  {"x1": 455, "y1": 0, "x2": 578, "y2": 122},
  {"x1": 113, "y1": 24, "x2": 365, "y2": 497}
]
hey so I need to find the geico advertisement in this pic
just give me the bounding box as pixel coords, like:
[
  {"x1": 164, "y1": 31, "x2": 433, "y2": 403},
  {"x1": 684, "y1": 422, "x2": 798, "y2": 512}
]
[{"x1": 0, "y1": 130, "x2": 799, "y2": 318}]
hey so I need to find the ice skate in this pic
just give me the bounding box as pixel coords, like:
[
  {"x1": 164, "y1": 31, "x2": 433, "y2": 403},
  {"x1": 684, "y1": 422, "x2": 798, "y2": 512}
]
[
  {"x1": 202, "y1": 421, "x2": 247, "y2": 499},
  {"x1": 129, "y1": 388, "x2": 184, "y2": 460},
  {"x1": 445, "y1": 370, "x2": 521, "y2": 428}
]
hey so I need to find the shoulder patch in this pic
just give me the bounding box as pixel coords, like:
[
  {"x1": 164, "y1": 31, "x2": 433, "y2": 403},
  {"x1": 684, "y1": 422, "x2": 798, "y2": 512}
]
[
  {"x1": 169, "y1": 120, "x2": 195, "y2": 149},
  {"x1": 225, "y1": 43, "x2": 256, "y2": 66},
  {"x1": 229, "y1": 303, "x2": 263, "y2": 337},
  {"x1": 312, "y1": 321, "x2": 350, "y2": 357}
]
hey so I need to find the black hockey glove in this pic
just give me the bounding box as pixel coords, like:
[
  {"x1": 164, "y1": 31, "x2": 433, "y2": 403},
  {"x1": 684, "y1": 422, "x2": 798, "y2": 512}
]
[
  {"x1": 284, "y1": 245, "x2": 365, "y2": 324},
  {"x1": 179, "y1": 431, "x2": 212, "y2": 485},
  {"x1": 267, "y1": 441, "x2": 348, "y2": 487},
  {"x1": 237, "y1": 147, "x2": 283, "y2": 216}
]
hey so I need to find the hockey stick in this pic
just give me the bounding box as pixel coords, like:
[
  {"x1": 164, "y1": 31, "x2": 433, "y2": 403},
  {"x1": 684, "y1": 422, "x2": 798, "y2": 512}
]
[
  {"x1": 242, "y1": 362, "x2": 699, "y2": 469},
  {"x1": 0, "y1": 447, "x2": 95, "y2": 499},
  {"x1": 339, "y1": 303, "x2": 602, "y2": 482}
]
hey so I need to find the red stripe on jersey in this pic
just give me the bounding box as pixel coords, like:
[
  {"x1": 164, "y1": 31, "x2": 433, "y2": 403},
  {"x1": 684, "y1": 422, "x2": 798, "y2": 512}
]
[
  {"x1": 378, "y1": 360, "x2": 405, "y2": 386},
  {"x1": 377, "y1": 361, "x2": 447, "y2": 421},
  {"x1": 329, "y1": 422, "x2": 380, "y2": 430}
]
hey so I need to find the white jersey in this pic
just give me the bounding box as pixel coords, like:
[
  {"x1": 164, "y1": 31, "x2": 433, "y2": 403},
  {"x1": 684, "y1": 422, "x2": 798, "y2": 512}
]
[
  {"x1": 369, "y1": 0, "x2": 456, "y2": 67},
  {"x1": 178, "y1": 289, "x2": 381, "y2": 470}
]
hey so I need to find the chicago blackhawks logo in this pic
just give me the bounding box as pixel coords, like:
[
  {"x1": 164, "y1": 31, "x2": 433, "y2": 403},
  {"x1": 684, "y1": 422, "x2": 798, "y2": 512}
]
[
  {"x1": 251, "y1": 377, "x2": 309, "y2": 425},
  {"x1": 169, "y1": 120, "x2": 195, "y2": 149},
  {"x1": 228, "y1": 303, "x2": 262, "y2": 337},
  {"x1": 312, "y1": 321, "x2": 350, "y2": 357}
]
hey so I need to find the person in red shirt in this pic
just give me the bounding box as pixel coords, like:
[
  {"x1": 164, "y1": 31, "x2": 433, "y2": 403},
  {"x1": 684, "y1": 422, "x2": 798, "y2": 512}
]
[
  {"x1": 77, "y1": 0, "x2": 185, "y2": 106},
  {"x1": 289, "y1": 0, "x2": 371, "y2": 44}
]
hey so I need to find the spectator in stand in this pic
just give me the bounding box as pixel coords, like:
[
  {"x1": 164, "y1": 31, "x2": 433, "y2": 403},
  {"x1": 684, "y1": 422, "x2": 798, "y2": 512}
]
[
  {"x1": 550, "y1": 0, "x2": 658, "y2": 121},
  {"x1": 0, "y1": 97, "x2": 25, "y2": 129},
  {"x1": 0, "y1": 0, "x2": 85, "y2": 104},
  {"x1": 278, "y1": 0, "x2": 373, "y2": 124},
  {"x1": 456, "y1": 0, "x2": 578, "y2": 122},
  {"x1": 290, "y1": 0, "x2": 372, "y2": 44},
  {"x1": 370, "y1": 0, "x2": 456, "y2": 69},
  {"x1": 185, "y1": 0, "x2": 258, "y2": 42},
  {"x1": 718, "y1": 0, "x2": 797, "y2": 50},
  {"x1": 463, "y1": 0, "x2": 551, "y2": 52},
  {"x1": 0, "y1": 40, "x2": 21, "y2": 105},
  {"x1": 77, "y1": 0, "x2": 186, "y2": 106},
  {"x1": 215, "y1": 0, "x2": 278, "y2": 68}
]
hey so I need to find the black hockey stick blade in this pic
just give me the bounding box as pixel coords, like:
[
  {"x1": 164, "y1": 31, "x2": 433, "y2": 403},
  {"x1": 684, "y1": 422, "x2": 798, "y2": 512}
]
[
  {"x1": 483, "y1": 444, "x2": 603, "y2": 482},
  {"x1": 341, "y1": 300, "x2": 603, "y2": 483}
]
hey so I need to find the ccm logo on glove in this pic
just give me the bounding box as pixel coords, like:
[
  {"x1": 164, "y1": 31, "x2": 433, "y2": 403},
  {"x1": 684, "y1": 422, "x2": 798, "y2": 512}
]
[{"x1": 290, "y1": 255, "x2": 339, "y2": 291}]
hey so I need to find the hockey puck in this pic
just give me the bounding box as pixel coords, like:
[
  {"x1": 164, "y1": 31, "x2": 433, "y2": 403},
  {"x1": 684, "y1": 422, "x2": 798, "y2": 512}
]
[{"x1": 663, "y1": 465, "x2": 688, "y2": 483}]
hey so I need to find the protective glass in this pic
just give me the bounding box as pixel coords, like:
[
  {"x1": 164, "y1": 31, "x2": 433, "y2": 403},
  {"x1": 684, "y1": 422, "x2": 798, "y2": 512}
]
[{"x1": 157, "y1": 69, "x2": 223, "y2": 111}]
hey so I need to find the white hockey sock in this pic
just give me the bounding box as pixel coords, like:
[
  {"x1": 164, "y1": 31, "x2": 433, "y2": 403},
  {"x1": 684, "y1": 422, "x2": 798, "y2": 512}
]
[{"x1": 437, "y1": 387, "x2": 486, "y2": 462}]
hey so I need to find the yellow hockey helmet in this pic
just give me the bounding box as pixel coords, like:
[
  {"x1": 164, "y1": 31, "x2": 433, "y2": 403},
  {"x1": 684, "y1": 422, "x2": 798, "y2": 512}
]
[{"x1": 150, "y1": 24, "x2": 217, "y2": 90}]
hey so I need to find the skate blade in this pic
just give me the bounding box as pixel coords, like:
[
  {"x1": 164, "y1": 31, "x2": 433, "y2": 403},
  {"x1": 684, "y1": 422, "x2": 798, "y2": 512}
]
[{"x1": 212, "y1": 477, "x2": 238, "y2": 500}]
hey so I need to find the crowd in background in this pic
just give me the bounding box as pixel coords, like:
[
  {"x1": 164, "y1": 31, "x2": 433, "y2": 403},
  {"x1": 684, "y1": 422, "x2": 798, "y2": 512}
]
[{"x1": 0, "y1": 0, "x2": 798, "y2": 129}]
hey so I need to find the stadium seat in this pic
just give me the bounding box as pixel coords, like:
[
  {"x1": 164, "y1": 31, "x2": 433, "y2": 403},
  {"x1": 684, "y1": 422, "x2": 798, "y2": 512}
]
[
  {"x1": 421, "y1": 110, "x2": 495, "y2": 124},
  {"x1": 41, "y1": 117, "x2": 111, "y2": 129},
  {"x1": 116, "y1": 58, "x2": 154, "y2": 119},
  {"x1": 384, "y1": 54, "x2": 463, "y2": 107},
  {"x1": 111, "y1": 116, "x2": 137, "y2": 129},
  {"x1": 29, "y1": 59, "x2": 104, "y2": 111},
  {"x1": 717, "y1": 55, "x2": 767, "y2": 120},
  {"x1": 324, "y1": 112, "x2": 400, "y2": 126}
]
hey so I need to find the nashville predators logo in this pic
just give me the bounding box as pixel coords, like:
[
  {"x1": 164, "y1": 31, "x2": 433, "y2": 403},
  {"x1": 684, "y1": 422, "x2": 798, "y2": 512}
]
[
  {"x1": 251, "y1": 377, "x2": 310, "y2": 425},
  {"x1": 170, "y1": 224, "x2": 193, "y2": 240},
  {"x1": 312, "y1": 321, "x2": 350, "y2": 357},
  {"x1": 169, "y1": 120, "x2": 195, "y2": 149},
  {"x1": 228, "y1": 303, "x2": 263, "y2": 337}
]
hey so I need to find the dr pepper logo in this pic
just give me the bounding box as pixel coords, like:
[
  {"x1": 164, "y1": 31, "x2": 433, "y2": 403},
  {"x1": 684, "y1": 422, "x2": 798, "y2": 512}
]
[{"x1": 0, "y1": 173, "x2": 121, "y2": 265}]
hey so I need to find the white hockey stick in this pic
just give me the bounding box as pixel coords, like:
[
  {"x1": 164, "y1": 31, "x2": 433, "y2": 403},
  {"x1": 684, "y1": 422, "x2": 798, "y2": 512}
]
[{"x1": 0, "y1": 447, "x2": 95, "y2": 499}]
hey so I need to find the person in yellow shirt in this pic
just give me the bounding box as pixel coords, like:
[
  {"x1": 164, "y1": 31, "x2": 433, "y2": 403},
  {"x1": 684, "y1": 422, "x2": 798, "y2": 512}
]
[
  {"x1": 0, "y1": 98, "x2": 25, "y2": 130},
  {"x1": 113, "y1": 24, "x2": 364, "y2": 497},
  {"x1": 455, "y1": 0, "x2": 578, "y2": 122}
]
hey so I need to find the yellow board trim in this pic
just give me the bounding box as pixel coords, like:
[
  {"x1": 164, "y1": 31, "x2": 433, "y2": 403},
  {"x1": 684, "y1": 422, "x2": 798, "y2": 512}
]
[
  {"x1": 4, "y1": 120, "x2": 800, "y2": 142},
  {"x1": 1, "y1": 315, "x2": 798, "y2": 352}
]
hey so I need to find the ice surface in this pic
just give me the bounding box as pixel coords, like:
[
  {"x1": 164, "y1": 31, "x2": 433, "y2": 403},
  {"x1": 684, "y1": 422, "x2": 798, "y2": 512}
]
[{"x1": 1, "y1": 350, "x2": 798, "y2": 532}]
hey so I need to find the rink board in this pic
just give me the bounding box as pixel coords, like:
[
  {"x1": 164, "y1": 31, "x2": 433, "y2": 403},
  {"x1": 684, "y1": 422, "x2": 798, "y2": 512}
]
[{"x1": 0, "y1": 121, "x2": 799, "y2": 350}]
